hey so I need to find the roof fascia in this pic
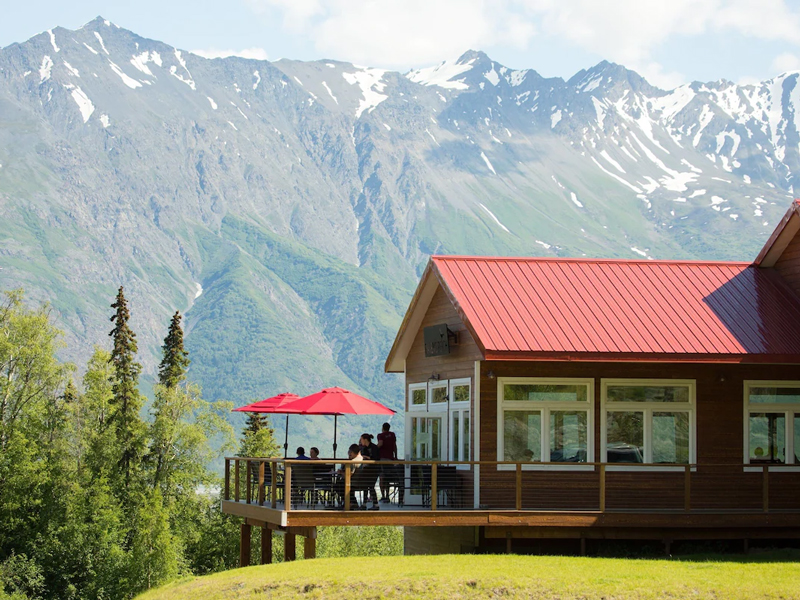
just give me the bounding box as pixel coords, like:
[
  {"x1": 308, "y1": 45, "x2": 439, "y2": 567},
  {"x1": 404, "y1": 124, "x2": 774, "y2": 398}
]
[
  {"x1": 483, "y1": 350, "x2": 800, "y2": 364},
  {"x1": 754, "y1": 200, "x2": 800, "y2": 267},
  {"x1": 384, "y1": 261, "x2": 440, "y2": 373}
]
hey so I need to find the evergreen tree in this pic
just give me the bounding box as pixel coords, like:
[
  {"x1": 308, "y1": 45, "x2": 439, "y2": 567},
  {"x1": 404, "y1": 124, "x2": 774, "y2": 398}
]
[
  {"x1": 158, "y1": 311, "x2": 189, "y2": 390},
  {"x1": 108, "y1": 286, "x2": 146, "y2": 491},
  {"x1": 238, "y1": 413, "x2": 279, "y2": 458}
]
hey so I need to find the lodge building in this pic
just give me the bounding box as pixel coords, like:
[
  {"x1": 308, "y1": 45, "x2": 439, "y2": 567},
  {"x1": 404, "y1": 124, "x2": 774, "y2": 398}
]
[{"x1": 223, "y1": 200, "x2": 800, "y2": 562}]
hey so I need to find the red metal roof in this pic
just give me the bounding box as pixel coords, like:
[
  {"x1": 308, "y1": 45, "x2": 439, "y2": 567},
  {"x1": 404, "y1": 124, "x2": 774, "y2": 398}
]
[{"x1": 431, "y1": 256, "x2": 800, "y2": 362}]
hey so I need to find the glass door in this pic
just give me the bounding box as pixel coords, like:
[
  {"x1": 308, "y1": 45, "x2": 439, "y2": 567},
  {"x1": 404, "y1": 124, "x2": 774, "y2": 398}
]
[{"x1": 406, "y1": 415, "x2": 442, "y2": 505}]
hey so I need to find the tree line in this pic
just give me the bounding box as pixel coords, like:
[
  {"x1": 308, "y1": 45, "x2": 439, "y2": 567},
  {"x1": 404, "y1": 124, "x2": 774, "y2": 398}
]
[{"x1": 0, "y1": 288, "x2": 290, "y2": 599}]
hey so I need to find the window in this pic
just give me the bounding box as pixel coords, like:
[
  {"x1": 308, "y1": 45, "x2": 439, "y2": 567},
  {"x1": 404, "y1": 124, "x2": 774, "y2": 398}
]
[
  {"x1": 449, "y1": 379, "x2": 471, "y2": 464},
  {"x1": 498, "y1": 378, "x2": 594, "y2": 467},
  {"x1": 408, "y1": 383, "x2": 427, "y2": 411},
  {"x1": 601, "y1": 380, "x2": 694, "y2": 465},
  {"x1": 744, "y1": 382, "x2": 800, "y2": 465}
]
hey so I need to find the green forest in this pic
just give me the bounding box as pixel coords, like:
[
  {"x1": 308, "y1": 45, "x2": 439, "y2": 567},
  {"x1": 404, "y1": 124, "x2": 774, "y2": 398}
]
[{"x1": 0, "y1": 289, "x2": 401, "y2": 600}]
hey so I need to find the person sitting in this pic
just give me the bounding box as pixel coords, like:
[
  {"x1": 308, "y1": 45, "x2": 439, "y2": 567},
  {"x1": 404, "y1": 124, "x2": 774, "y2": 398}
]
[
  {"x1": 377, "y1": 423, "x2": 398, "y2": 503},
  {"x1": 295, "y1": 446, "x2": 310, "y2": 460},
  {"x1": 309, "y1": 447, "x2": 321, "y2": 460},
  {"x1": 336, "y1": 444, "x2": 364, "y2": 509}
]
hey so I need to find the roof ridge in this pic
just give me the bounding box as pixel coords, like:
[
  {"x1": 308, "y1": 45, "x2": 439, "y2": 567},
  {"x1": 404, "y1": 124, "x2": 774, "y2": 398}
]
[{"x1": 431, "y1": 255, "x2": 753, "y2": 267}]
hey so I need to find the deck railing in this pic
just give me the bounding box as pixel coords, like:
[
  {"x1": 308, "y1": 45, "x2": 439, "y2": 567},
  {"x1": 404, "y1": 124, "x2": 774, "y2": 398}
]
[{"x1": 223, "y1": 457, "x2": 799, "y2": 514}]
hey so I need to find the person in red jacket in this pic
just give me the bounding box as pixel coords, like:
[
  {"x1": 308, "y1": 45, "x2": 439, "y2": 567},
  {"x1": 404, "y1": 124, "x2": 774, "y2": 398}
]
[{"x1": 377, "y1": 422, "x2": 397, "y2": 503}]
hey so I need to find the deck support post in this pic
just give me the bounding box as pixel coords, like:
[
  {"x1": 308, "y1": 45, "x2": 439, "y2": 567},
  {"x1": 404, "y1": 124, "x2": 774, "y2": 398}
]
[
  {"x1": 284, "y1": 533, "x2": 296, "y2": 562},
  {"x1": 580, "y1": 537, "x2": 586, "y2": 556},
  {"x1": 599, "y1": 464, "x2": 606, "y2": 512},
  {"x1": 261, "y1": 526, "x2": 272, "y2": 565},
  {"x1": 505, "y1": 533, "x2": 512, "y2": 555},
  {"x1": 344, "y1": 466, "x2": 351, "y2": 511},
  {"x1": 239, "y1": 523, "x2": 251, "y2": 567},
  {"x1": 664, "y1": 539, "x2": 672, "y2": 557},
  {"x1": 304, "y1": 535, "x2": 316, "y2": 559}
]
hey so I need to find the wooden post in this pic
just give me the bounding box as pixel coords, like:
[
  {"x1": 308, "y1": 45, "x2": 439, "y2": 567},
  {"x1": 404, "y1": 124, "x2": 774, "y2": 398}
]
[
  {"x1": 239, "y1": 523, "x2": 251, "y2": 567},
  {"x1": 515, "y1": 463, "x2": 522, "y2": 511},
  {"x1": 684, "y1": 464, "x2": 691, "y2": 512},
  {"x1": 304, "y1": 536, "x2": 316, "y2": 559},
  {"x1": 763, "y1": 464, "x2": 769, "y2": 513},
  {"x1": 344, "y1": 464, "x2": 351, "y2": 511},
  {"x1": 431, "y1": 463, "x2": 438, "y2": 511},
  {"x1": 261, "y1": 526, "x2": 272, "y2": 565},
  {"x1": 284, "y1": 463, "x2": 292, "y2": 512},
  {"x1": 271, "y1": 462, "x2": 278, "y2": 509},
  {"x1": 580, "y1": 537, "x2": 587, "y2": 556},
  {"x1": 224, "y1": 459, "x2": 230, "y2": 501},
  {"x1": 505, "y1": 532, "x2": 512, "y2": 554},
  {"x1": 599, "y1": 464, "x2": 606, "y2": 512},
  {"x1": 246, "y1": 460, "x2": 252, "y2": 504},
  {"x1": 234, "y1": 460, "x2": 240, "y2": 502},
  {"x1": 284, "y1": 533, "x2": 296, "y2": 562},
  {"x1": 258, "y1": 461, "x2": 266, "y2": 506}
]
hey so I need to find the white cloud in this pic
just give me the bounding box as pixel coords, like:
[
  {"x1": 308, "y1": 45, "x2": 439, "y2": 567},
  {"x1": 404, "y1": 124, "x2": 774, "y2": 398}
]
[
  {"x1": 771, "y1": 52, "x2": 800, "y2": 74},
  {"x1": 247, "y1": 0, "x2": 800, "y2": 88},
  {"x1": 191, "y1": 47, "x2": 269, "y2": 61}
]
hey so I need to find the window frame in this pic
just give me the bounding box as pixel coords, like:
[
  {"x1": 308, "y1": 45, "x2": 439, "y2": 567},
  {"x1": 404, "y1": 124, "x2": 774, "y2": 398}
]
[
  {"x1": 448, "y1": 378, "x2": 471, "y2": 467},
  {"x1": 408, "y1": 382, "x2": 428, "y2": 412},
  {"x1": 743, "y1": 380, "x2": 800, "y2": 470},
  {"x1": 600, "y1": 379, "x2": 696, "y2": 471},
  {"x1": 497, "y1": 377, "x2": 595, "y2": 471}
]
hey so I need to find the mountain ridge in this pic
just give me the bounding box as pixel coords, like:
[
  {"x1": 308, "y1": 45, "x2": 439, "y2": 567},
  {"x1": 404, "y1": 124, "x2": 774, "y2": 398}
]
[{"x1": 1, "y1": 17, "x2": 798, "y2": 450}]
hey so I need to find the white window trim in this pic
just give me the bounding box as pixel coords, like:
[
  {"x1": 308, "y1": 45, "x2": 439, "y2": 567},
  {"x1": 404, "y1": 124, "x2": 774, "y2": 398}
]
[
  {"x1": 497, "y1": 377, "x2": 595, "y2": 471},
  {"x1": 428, "y1": 380, "x2": 449, "y2": 412},
  {"x1": 743, "y1": 380, "x2": 800, "y2": 469},
  {"x1": 601, "y1": 379, "x2": 696, "y2": 471},
  {"x1": 408, "y1": 382, "x2": 428, "y2": 412},
  {"x1": 449, "y1": 377, "x2": 471, "y2": 405}
]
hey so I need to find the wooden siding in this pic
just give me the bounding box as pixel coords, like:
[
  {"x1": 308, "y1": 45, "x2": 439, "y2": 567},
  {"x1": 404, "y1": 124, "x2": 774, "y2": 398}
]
[
  {"x1": 479, "y1": 361, "x2": 800, "y2": 511},
  {"x1": 775, "y1": 230, "x2": 800, "y2": 297},
  {"x1": 405, "y1": 285, "x2": 482, "y2": 390}
]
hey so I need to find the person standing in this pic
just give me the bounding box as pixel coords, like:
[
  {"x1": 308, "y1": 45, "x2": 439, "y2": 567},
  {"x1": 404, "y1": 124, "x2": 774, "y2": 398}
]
[{"x1": 377, "y1": 423, "x2": 397, "y2": 503}]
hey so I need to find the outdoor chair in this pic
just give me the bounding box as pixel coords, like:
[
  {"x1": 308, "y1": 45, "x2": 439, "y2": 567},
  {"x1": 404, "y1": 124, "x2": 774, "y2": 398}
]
[
  {"x1": 351, "y1": 463, "x2": 380, "y2": 508},
  {"x1": 291, "y1": 464, "x2": 317, "y2": 508},
  {"x1": 436, "y1": 465, "x2": 460, "y2": 508},
  {"x1": 382, "y1": 464, "x2": 405, "y2": 506},
  {"x1": 410, "y1": 464, "x2": 432, "y2": 507}
]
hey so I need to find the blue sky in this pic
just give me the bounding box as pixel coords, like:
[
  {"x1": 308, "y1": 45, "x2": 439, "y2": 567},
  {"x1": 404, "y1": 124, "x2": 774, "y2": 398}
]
[{"x1": 5, "y1": 0, "x2": 800, "y2": 89}]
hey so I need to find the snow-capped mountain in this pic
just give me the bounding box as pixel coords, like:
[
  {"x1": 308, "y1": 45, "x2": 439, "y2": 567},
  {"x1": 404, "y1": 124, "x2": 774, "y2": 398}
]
[{"x1": 0, "y1": 18, "x2": 797, "y2": 423}]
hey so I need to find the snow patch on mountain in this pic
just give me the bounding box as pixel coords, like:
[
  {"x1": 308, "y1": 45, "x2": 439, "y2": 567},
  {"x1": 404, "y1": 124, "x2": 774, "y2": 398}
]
[
  {"x1": 47, "y1": 30, "x2": 59, "y2": 53},
  {"x1": 342, "y1": 68, "x2": 387, "y2": 118},
  {"x1": 63, "y1": 62, "x2": 80, "y2": 77},
  {"x1": 94, "y1": 32, "x2": 109, "y2": 55},
  {"x1": 109, "y1": 61, "x2": 142, "y2": 89},
  {"x1": 64, "y1": 84, "x2": 94, "y2": 122},
  {"x1": 322, "y1": 81, "x2": 338, "y2": 104},
  {"x1": 39, "y1": 56, "x2": 53, "y2": 83},
  {"x1": 406, "y1": 58, "x2": 473, "y2": 90},
  {"x1": 479, "y1": 202, "x2": 509, "y2": 232},
  {"x1": 480, "y1": 151, "x2": 497, "y2": 175}
]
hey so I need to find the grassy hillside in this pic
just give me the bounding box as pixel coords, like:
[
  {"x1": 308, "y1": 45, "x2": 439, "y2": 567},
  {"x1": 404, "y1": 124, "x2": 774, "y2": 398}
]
[{"x1": 135, "y1": 552, "x2": 800, "y2": 600}]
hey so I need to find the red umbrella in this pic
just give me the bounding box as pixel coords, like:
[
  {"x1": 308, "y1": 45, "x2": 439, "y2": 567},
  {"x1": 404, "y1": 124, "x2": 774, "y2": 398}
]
[
  {"x1": 290, "y1": 387, "x2": 395, "y2": 458},
  {"x1": 233, "y1": 393, "x2": 302, "y2": 458}
]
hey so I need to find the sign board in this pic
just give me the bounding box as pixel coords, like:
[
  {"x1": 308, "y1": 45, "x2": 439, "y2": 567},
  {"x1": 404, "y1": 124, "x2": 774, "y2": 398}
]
[{"x1": 424, "y1": 324, "x2": 451, "y2": 357}]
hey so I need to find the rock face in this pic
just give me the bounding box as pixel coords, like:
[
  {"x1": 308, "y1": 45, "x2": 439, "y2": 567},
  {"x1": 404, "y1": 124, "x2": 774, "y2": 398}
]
[{"x1": 0, "y1": 18, "x2": 797, "y2": 427}]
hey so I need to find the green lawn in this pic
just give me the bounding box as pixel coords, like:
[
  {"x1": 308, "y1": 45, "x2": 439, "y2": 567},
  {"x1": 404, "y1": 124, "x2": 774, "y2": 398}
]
[{"x1": 135, "y1": 551, "x2": 800, "y2": 600}]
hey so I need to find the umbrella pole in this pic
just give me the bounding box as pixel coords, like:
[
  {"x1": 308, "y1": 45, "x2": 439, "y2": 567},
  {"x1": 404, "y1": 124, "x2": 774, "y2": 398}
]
[
  {"x1": 333, "y1": 415, "x2": 338, "y2": 460},
  {"x1": 284, "y1": 415, "x2": 289, "y2": 459}
]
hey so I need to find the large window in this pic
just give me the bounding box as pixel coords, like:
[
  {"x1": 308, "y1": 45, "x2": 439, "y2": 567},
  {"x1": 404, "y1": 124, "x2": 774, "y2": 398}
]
[
  {"x1": 601, "y1": 380, "x2": 694, "y2": 465},
  {"x1": 498, "y1": 378, "x2": 594, "y2": 467},
  {"x1": 449, "y1": 378, "x2": 471, "y2": 464},
  {"x1": 745, "y1": 382, "x2": 800, "y2": 466}
]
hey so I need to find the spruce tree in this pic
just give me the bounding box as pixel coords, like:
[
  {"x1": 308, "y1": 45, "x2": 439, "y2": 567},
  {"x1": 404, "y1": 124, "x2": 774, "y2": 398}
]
[
  {"x1": 238, "y1": 413, "x2": 279, "y2": 458},
  {"x1": 108, "y1": 286, "x2": 146, "y2": 491},
  {"x1": 158, "y1": 311, "x2": 189, "y2": 389}
]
